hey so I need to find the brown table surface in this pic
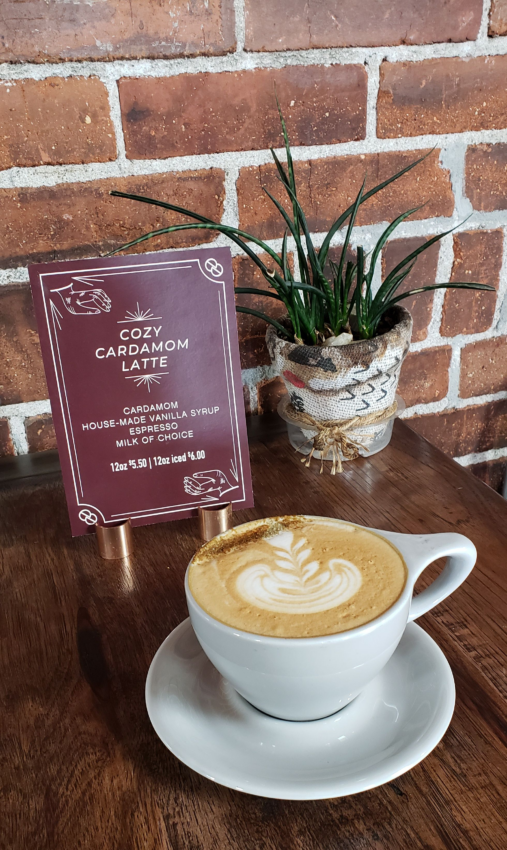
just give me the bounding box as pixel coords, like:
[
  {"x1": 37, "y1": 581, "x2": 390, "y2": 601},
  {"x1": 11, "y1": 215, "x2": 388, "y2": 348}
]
[{"x1": 1, "y1": 416, "x2": 507, "y2": 850}]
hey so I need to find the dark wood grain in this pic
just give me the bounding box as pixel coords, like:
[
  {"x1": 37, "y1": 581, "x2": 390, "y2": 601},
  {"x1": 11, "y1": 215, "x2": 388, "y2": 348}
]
[{"x1": 1, "y1": 418, "x2": 507, "y2": 850}]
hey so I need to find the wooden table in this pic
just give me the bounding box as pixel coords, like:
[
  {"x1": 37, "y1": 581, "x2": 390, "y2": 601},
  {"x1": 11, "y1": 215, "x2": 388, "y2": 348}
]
[{"x1": 1, "y1": 417, "x2": 506, "y2": 850}]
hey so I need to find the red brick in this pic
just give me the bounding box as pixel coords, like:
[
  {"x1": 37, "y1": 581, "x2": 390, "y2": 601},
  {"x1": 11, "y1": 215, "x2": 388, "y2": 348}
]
[
  {"x1": 238, "y1": 150, "x2": 453, "y2": 241},
  {"x1": 441, "y1": 231, "x2": 502, "y2": 337},
  {"x1": 0, "y1": 170, "x2": 225, "y2": 268},
  {"x1": 257, "y1": 377, "x2": 287, "y2": 414},
  {"x1": 120, "y1": 65, "x2": 366, "y2": 160},
  {"x1": 468, "y1": 458, "x2": 506, "y2": 494},
  {"x1": 25, "y1": 414, "x2": 57, "y2": 453},
  {"x1": 0, "y1": 419, "x2": 15, "y2": 458},
  {"x1": 460, "y1": 337, "x2": 507, "y2": 398},
  {"x1": 489, "y1": 0, "x2": 507, "y2": 36},
  {"x1": 244, "y1": 0, "x2": 481, "y2": 51},
  {"x1": 408, "y1": 400, "x2": 507, "y2": 456},
  {"x1": 234, "y1": 254, "x2": 288, "y2": 369},
  {"x1": 324, "y1": 246, "x2": 356, "y2": 277},
  {"x1": 382, "y1": 237, "x2": 439, "y2": 342},
  {"x1": 0, "y1": 77, "x2": 115, "y2": 171},
  {"x1": 398, "y1": 347, "x2": 451, "y2": 408},
  {"x1": 378, "y1": 56, "x2": 507, "y2": 138},
  {"x1": 0, "y1": 284, "x2": 47, "y2": 405},
  {"x1": 465, "y1": 144, "x2": 507, "y2": 212},
  {"x1": 0, "y1": 0, "x2": 235, "y2": 63}
]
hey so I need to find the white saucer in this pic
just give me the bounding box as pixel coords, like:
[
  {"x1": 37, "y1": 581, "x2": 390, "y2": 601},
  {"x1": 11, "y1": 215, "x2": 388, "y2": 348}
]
[{"x1": 146, "y1": 619, "x2": 455, "y2": 800}]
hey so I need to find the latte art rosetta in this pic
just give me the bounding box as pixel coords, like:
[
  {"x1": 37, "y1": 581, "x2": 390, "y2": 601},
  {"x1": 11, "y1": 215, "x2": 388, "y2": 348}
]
[
  {"x1": 189, "y1": 516, "x2": 407, "y2": 637},
  {"x1": 235, "y1": 531, "x2": 362, "y2": 614}
]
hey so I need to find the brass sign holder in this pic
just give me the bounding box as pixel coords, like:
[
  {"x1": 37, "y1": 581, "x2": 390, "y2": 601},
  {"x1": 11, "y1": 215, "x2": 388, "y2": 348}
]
[
  {"x1": 95, "y1": 519, "x2": 134, "y2": 559},
  {"x1": 198, "y1": 503, "x2": 233, "y2": 542},
  {"x1": 94, "y1": 504, "x2": 232, "y2": 556}
]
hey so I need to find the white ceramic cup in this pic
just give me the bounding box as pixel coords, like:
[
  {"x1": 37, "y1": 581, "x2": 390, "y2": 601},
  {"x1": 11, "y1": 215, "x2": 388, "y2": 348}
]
[{"x1": 185, "y1": 517, "x2": 476, "y2": 721}]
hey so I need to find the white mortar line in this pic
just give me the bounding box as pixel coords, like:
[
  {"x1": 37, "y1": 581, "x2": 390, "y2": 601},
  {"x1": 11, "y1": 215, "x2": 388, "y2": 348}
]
[
  {"x1": 455, "y1": 447, "x2": 507, "y2": 466},
  {"x1": 424, "y1": 234, "x2": 454, "y2": 345},
  {"x1": 408, "y1": 321, "x2": 507, "y2": 352},
  {"x1": 492, "y1": 227, "x2": 507, "y2": 333},
  {"x1": 2, "y1": 35, "x2": 507, "y2": 84},
  {"x1": 427, "y1": 324, "x2": 507, "y2": 347},
  {"x1": 7, "y1": 415, "x2": 28, "y2": 455},
  {"x1": 422, "y1": 225, "x2": 456, "y2": 404},
  {"x1": 241, "y1": 364, "x2": 278, "y2": 414},
  {"x1": 221, "y1": 166, "x2": 241, "y2": 228},
  {"x1": 1, "y1": 399, "x2": 52, "y2": 455},
  {"x1": 478, "y1": 0, "x2": 493, "y2": 42},
  {"x1": 246, "y1": 381, "x2": 257, "y2": 414},
  {"x1": 0, "y1": 268, "x2": 31, "y2": 286},
  {"x1": 410, "y1": 228, "x2": 453, "y2": 364},
  {"x1": 446, "y1": 345, "x2": 462, "y2": 407},
  {"x1": 4, "y1": 128, "x2": 507, "y2": 190},
  {"x1": 241, "y1": 364, "x2": 278, "y2": 384},
  {"x1": 102, "y1": 76, "x2": 128, "y2": 166},
  {"x1": 401, "y1": 387, "x2": 507, "y2": 418},
  {"x1": 451, "y1": 389, "x2": 507, "y2": 409},
  {"x1": 211, "y1": 165, "x2": 242, "y2": 249},
  {"x1": 4, "y1": 213, "x2": 507, "y2": 288},
  {"x1": 439, "y1": 143, "x2": 472, "y2": 219},
  {"x1": 399, "y1": 398, "x2": 449, "y2": 418},
  {"x1": 365, "y1": 55, "x2": 380, "y2": 142},
  {"x1": 0, "y1": 399, "x2": 52, "y2": 418},
  {"x1": 234, "y1": 0, "x2": 246, "y2": 54}
]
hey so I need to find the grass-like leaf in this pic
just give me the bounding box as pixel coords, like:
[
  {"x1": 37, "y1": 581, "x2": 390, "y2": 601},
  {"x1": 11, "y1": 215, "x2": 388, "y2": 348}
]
[
  {"x1": 385, "y1": 281, "x2": 495, "y2": 308},
  {"x1": 235, "y1": 287, "x2": 283, "y2": 300},
  {"x1": 109, "y1": 189, "x2": 285, "y2": 272},
  {"x1": 318, "y1": 150, "x2": 434, "y2": 268},
  {"x1": 236, "y1": 306, "x2": 290, "y2": 338},
  {"x1": 109, "y1": 109, "x2": 492, "y2": 345}
]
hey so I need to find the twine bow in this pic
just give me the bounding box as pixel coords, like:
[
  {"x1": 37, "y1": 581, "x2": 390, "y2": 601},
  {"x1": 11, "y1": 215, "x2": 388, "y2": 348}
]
[{"x1": 281, "y1": 397, "x2": 398, "y2": 475}]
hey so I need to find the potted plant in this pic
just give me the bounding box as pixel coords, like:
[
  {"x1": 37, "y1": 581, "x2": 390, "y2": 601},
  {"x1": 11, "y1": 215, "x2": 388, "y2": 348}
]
[{"x1": 108, "y1": 106, "x2": 493, "y2": 473}]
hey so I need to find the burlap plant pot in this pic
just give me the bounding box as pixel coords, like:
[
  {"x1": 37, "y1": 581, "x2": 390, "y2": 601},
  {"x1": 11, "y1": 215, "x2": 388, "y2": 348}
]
[{"x1": 266, "y1": 306, "x2": 413, "y2": 471}]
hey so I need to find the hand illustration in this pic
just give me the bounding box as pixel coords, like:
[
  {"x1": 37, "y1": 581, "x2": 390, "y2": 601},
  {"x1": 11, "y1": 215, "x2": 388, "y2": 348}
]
[
  {"x1": 53, "y1": 281, "x2": 111, "y2": 315},
  {"x1": 184, "y1": 470, "x2": 237, "y2": 499}
]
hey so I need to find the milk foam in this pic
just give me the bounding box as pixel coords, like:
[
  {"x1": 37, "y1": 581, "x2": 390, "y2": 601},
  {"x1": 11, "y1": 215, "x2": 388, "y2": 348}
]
[
  {"x1": 235, "y1": 530, "x2": 362, "y2": 614},
  {"x1": 189, "y1": 517, "x2": 407, "y2": 638}
]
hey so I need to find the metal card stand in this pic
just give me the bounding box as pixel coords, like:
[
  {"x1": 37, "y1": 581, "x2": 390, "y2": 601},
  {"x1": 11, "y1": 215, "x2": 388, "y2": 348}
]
[
  {"x1": 198, "y1": 503, "x2": 233, "y2": 542},
  {"x1": 94, "y1": 504, "x2": 231, "y2": 557},
  {"x1": 96, "y1": 519, "x2": 134, "y2": 559}
]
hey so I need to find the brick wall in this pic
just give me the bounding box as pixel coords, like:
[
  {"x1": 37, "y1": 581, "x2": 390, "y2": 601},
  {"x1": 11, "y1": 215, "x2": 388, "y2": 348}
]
[{"x1": 0, "y1": 0, "x2": 506, "y2": 494}]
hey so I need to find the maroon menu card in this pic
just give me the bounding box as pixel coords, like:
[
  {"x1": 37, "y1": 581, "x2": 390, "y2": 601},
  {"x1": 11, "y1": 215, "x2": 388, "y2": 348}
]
[{"x1": 30, "y1": 247, "x2": 253, "y2": 536}]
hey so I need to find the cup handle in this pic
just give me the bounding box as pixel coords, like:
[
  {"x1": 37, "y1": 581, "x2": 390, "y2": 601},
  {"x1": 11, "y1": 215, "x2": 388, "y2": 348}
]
[{"x1": 406, "y1": 533, "x2": 476, "y2": 622}]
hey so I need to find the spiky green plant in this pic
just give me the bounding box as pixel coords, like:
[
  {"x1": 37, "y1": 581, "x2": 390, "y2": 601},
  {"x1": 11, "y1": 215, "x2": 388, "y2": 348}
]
[{"x1": 108, "y1": 106, "x2": 493, "y2": 345}]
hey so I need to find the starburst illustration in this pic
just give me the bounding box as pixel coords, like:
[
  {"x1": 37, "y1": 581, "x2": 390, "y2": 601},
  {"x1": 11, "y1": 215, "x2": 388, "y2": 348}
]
[
  {"x1": 125, "y1": 372, "x2": 169, "y2": 391},
  {"x1": 118, "y1": 303, "x2": 162, "y2": 323}
]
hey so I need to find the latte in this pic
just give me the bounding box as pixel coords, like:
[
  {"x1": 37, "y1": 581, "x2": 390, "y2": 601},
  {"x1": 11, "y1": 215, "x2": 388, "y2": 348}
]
[{"x1": 188, "y1": 516, "x2": 407, "y2": 637}]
